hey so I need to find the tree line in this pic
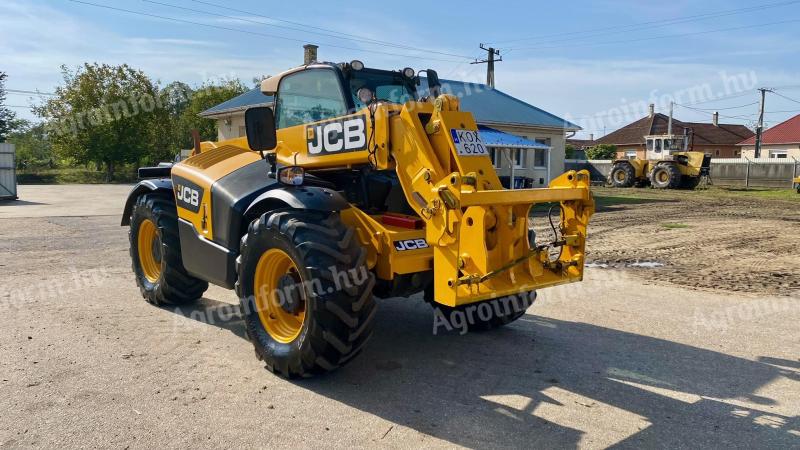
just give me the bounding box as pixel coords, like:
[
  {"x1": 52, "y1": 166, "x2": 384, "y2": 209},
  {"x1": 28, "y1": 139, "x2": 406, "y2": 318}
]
[{"x1": 0, "y1": 63, "x2": 249, "y2": 180}]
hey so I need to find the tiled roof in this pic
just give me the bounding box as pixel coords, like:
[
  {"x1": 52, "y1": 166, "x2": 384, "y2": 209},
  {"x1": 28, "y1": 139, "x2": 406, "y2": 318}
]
[
  {"x1": 739, "y1": 114, "x2": 800, "y2": 145},
  {"x1": 200, "y1": 78, "x2": 580, "y2": 130},
  {"x1": 595, "y1": 113, "x2": 753, "y2": 146}
]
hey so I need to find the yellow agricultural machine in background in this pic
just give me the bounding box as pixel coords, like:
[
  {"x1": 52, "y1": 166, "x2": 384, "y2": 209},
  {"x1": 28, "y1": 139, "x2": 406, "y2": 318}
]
[
  {"x1": 121, "y1": 61, "x2": 594, "y2": 377},
  {"x1": 609, "y1": 133, "x2": 711, "y2": 190}
]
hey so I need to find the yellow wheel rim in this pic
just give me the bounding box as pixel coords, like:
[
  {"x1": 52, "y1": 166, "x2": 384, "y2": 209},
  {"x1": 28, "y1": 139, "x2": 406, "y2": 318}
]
[
  {"x1": 254, "y1": 248, "x2": 307, "y2": 343},
  {"x1": 137, "y1": 219, "x2": 162, "y2": 283},
  {"x1": 658, "y1": 171, "x2": 669, "y2": 183},
  {"x1": 614, "y1": 170, "x2": 626, "y2": 182}
]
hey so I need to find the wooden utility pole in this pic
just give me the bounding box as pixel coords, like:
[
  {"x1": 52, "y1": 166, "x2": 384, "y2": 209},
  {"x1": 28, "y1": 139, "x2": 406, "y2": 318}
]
[
  {"x1": 754, "y1": 88, "x2": 773, "y2": 159},
  {"x1": 471, "y1": 44, "x2": 502, "y2": 88}
]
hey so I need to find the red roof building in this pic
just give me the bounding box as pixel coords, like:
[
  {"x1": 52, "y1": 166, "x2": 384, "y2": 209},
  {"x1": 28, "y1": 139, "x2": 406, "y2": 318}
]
[
  {"x1": 738, "y1": 114, "x2": 800, "y2": 160},
  {"x1": 595, "y1": 112, "x2": 754, "y2": 159}
]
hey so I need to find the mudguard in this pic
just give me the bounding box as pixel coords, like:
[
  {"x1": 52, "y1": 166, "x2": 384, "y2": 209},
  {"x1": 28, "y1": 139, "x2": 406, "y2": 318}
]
[
  {"x1": 120, "y1": 178, "x2": 173, "y2": 226},
  {"x1": 243, "y1": 186, "x2": 350, "y2": 220}
]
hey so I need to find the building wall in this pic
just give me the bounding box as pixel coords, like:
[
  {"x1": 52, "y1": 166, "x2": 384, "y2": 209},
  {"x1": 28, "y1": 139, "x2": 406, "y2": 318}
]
[
  {"x1": 214, "y1": 114, "x2": 247, "y2": 141},
  {"x1": 614, "y1": 146, "x2": 645, "y2": 160},
  {"x1": 485, "y1": 123, "x2": 567, "y2": 185},
  {"x1": 740, "y1": 144, "x2": 800, "y2": 160}
]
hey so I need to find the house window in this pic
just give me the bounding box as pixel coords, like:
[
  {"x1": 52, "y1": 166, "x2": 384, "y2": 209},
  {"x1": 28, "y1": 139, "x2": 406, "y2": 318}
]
[
  {"x1": 513, "y1": 149, "x2": 525, "y2": 169},
  {"x1": 532, "y1": 149, "x2": 546, "y2": 168},
  {"x1": 533, "y1": 138, "x2": 550, "y2": 168},
  {"x1": 625, "y1": 150, "x2": 637, "y2": 159},
  {"x1": 489, "y1": 148, "x2": 501, "y2": 168},
  {"x1": 769, "y1": 150, "x2": 788, "y2": 159}
]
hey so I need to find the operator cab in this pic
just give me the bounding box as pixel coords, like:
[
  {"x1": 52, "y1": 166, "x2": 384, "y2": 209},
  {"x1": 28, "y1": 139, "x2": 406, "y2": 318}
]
[{"x1": 645, "y1": 133, "x2": 690, "y2": 161}]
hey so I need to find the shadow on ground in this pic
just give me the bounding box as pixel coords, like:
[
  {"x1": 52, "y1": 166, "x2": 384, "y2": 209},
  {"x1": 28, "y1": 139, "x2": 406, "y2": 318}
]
[{"x1": 168, "y1": 296, "x2": 799, "y2": 448}]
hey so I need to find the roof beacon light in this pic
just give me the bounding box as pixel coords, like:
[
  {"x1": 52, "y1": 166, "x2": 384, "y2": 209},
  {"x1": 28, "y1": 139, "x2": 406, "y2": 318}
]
[
  {"x1": 350, "y1": 60, "x2": 365, "y2": 71},
  {"x1": 402, "y1": 67, "x2": 415, "y2": 78}
]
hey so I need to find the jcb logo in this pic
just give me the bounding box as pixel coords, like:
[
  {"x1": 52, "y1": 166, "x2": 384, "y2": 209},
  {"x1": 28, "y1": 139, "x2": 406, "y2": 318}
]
[
  {"x1": 177, "y1": 186, "x2": 199, "y2": 206},
  {"x1": 394, "y1": 239, "x2": 429, "y2": 252},
  {"x1": 307, "y1": 115, "x2": 367, "y2": 155},
  {"x1": 173, "y1": 176, "x2": 203, "y2": 213}
]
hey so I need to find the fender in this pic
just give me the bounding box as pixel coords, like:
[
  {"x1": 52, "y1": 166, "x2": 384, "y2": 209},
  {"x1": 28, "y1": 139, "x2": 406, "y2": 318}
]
[
  {"x1": 243, "y1": 186, "x2": 350, "y2": 220},
  {"x1": 120, "y1": 178, "x2": 173, "y2": 226}
]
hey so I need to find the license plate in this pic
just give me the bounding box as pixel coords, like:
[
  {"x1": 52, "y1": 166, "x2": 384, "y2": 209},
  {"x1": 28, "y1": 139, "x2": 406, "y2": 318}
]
[{"x1": 450, "y1": 129, "x2": 489, "y2": 156}]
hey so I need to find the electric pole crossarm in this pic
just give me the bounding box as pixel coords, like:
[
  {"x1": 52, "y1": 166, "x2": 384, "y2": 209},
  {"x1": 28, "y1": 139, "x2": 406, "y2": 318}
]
[{"x1": 471, "y1": 44, "x2": 502, "y2": 88}]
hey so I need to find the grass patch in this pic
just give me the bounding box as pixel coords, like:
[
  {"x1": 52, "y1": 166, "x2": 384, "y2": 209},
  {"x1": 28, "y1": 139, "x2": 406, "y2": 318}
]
[
  {"x1": 661, "y1": 222, "x2": 690, "y2": 229},
  {"x1": 17, "y1": 168, "x2": 137, "y2": 184}
]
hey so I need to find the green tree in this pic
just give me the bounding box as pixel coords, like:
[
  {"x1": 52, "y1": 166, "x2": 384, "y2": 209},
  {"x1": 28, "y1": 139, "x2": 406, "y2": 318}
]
[
  {"x1": 0, "y1": 72, "x2": 17, "y2": 141},
  {"x1": 565, "y1": 143, "x2": 576, "y2": 159},
  {"x1": 176, "y1": 79, "x2": 247, "y2": 147},
  {"x1": 34, "y1": 63, "x2": 169, "y2": 181},
  {"x1": 585, "y1": 144, "x2": 617, "y2": 160},
  {"x1": 7, "y1": 119, "x2": 54, "y2": 169}
]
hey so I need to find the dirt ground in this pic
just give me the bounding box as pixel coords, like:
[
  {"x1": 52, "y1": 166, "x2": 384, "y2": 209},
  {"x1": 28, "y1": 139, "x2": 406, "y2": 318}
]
[
  {"x1": 581, "y1": 187, "x2": 800, "y2": 297},
  {"x1": 1, "y1": 184, "x2": 798, "y2": 449}
]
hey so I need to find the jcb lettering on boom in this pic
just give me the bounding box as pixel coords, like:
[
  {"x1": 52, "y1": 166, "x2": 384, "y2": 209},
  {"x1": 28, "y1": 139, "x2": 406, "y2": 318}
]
[{"x1": 307, "y1": 115, "x2": 367, "y2": 155}]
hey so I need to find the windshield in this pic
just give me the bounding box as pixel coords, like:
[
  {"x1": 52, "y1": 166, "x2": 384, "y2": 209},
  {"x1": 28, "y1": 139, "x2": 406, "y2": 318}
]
[{"x1": 348, "y1": 69, "x2": 417, "y2": 109}]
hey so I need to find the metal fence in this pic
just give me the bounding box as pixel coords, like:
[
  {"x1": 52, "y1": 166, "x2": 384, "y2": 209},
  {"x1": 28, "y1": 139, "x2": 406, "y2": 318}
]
[
  {"x1": 0, "y1": 143, "x2": 17, "y2": 200},
  {"x1": 565, "y1": 158, "x2": 799, "y2": 188}
]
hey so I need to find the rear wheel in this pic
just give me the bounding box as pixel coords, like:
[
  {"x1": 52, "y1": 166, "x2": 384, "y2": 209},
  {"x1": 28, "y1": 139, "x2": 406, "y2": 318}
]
[
  {"x1": 609, "y1": 162, "x2": 636, "y2": 188},
  {"x1": 235, "y1": 209, "x2": 376, "y2": 378},
  {"x1": 650, "y1": 164, "x2": 681, "y2": 189},
  {"x1": 129, "y1": 193, "x2": 208, "y2": 305}
]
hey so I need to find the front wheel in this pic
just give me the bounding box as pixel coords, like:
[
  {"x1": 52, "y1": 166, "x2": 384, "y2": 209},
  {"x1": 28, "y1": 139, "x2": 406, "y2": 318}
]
[
  {"x1": 650, "y1": 164, "x2": 681, "y2": 189},
  {"x1": 128, "y1": 194, "x2": 209, "y2": 305},
  {"x1": 235, "y1": 209, "x2": 376, "y2": 378}
]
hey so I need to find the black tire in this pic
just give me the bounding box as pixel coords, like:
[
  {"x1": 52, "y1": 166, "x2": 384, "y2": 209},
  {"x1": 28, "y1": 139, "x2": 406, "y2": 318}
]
[
  {"x1": 129, "y1": 193, "x2": 209, "y2": 306},
  {"x1": 650, "y1": 164, "x2": 681, "y2": 189},
  {"x1": 429, "y1": 289, "x2": 536, "y2": 333},
  {"x1": 609, "y1": 162, "x2": 636, "y2": 188},
  {"x1": 680, "y1": 176, "x2": 701, "y2": 190},
  {"x1": 235, "y1": 209, "x2": 376, "y2": 378}
]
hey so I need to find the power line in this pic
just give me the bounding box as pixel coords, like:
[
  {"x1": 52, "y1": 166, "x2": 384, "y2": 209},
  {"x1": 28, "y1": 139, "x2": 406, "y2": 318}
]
[
  {"x1": 68, "y1": 0, "x2": 467, "y2": 63},
  {"x1": 771, "y1": 91, "x2": 800, "y2": 104},
  {"x1": 489, "y1": 0, "x2": 800, "y2": 46},
  {"x1": 6, "y1": 89, "x2": 56, "y2": 96},
  {"x1": 508, "y1": 17, "x2": 800, "y2": 52},
  {"x1": 680, "y1": 101, "x2": 759, "y2": 111},
  {"x1": 143, "y1": 0, "x2": 474, "y2": 59}
]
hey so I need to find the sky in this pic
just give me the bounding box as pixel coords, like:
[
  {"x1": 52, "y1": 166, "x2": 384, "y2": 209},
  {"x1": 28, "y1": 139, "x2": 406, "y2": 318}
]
[{"x1": 2, "y1": 0, "x2": 800, "y2": 139}]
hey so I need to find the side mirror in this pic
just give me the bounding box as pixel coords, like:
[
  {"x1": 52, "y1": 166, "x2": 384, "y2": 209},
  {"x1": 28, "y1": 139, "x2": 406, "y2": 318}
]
[
  {"x1": 245, "y1": 107, "x2": 277, "y2": 152},
  {"x1": 426, "y1": 69, "x2": 441, "y2": 98}
]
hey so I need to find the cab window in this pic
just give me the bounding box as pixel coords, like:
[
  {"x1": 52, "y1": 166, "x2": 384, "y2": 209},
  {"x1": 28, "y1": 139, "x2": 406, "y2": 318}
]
[{"x1": 275, "y1": 69, "x2": 347, "y2": 129}]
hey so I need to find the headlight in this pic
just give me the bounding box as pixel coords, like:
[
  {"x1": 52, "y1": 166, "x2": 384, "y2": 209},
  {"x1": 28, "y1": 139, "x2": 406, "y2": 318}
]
[
  {"x1": 350, "y1": 60, "x2": 364, "y2": 71},
  {"x1": 402, "y1": 67, "x2": 415, "y2": 78}
]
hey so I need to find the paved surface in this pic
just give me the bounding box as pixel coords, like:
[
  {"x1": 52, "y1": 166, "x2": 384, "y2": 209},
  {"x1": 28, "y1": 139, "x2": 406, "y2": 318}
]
[{"x1": 0, "y1": 185, "x2": 798, "y2": 448}]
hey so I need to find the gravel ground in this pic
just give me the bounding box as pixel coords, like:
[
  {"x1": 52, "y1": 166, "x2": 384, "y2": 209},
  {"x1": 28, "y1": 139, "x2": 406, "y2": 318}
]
[{"x1": 0, "y1": 184, "x2": 798, "y2": 449}]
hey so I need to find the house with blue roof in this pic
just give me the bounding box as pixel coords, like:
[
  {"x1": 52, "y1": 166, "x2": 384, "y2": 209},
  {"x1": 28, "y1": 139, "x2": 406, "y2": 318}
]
[{"x1": 200, "y1": 74, "x2": 579, "y2": 187}]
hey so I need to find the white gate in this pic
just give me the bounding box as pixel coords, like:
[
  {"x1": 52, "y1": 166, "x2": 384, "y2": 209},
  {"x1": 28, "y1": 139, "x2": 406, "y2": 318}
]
[{"x1": 0, "y1": 143, "x2": 17, "y2": 200}]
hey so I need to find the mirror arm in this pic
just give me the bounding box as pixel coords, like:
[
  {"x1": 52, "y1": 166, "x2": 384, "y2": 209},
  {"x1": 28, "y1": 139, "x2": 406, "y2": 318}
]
[{"x1": 266, "y1": 152, "x2": 277, "y2": 179}]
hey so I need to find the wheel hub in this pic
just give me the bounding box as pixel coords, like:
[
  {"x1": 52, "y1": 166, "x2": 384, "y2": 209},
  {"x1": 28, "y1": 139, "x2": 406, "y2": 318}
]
[{"x1": 277, "y1": 273, "x2": 303, "y2": 315}]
